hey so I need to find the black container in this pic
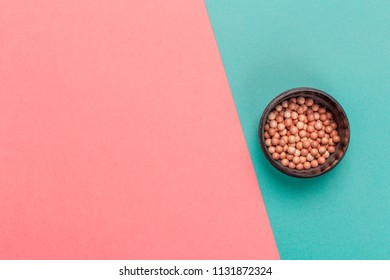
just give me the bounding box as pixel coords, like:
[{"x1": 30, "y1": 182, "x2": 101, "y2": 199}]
[{"x1": 258, "y1": 87, "x2": 350, "y2": 178}]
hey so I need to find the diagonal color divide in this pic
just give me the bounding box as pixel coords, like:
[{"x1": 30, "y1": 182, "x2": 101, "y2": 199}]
[
  {"x1": 0, "y1": 0, "x2": 278, "y2": 259},
  {"x1": 205, "y1": 0, "x2": 390, "y2": 259}
]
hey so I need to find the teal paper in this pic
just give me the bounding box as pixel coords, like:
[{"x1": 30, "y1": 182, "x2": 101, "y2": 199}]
[{"x1": 205, "y1": 0, "x2": 390, "y2": 259}]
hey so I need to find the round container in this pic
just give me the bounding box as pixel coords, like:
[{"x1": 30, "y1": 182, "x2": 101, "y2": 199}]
[{"x1": 258, "y1": 87, "x2": 350, "y2": 178}]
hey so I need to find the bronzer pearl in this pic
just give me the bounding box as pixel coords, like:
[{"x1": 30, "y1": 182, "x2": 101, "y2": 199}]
[
  {"x1": 310, "y1": 131, "x2": 318, "y2": 140},
  {"x1": 297, "y1": 96, "x2": 305, "y2": 105},
  {"x1": 272, "y1": 153, "x2": 280, "y2": 160},
  {"x1": 303, "y1": 162, "x2": 311, "y2": 169},
  {"x1": 318, "y1": 157, "x2": 326, "y2": 165},
  {"x1": 305, "y1": 98, "x2": 314, "y2": 106},
  {"x1": 281, "y1": 158, "x2": 289, "y2": 166}
]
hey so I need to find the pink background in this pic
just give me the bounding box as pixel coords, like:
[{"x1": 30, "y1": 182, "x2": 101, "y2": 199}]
[{"x1": 0, "y1": 0, "x2": 278, "y2": 259}]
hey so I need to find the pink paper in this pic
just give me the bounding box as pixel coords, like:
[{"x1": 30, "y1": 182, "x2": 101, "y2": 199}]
[{"x1": 0, "y1": 0, "x2": 279, "y2": 259}]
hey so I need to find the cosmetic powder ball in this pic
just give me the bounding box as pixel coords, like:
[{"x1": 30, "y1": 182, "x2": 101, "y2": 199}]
[{"x1": 264, "y1": 97, "x2": 339, "y2": 170}]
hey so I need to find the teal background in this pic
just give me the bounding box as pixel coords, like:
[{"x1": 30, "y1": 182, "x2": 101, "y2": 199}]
[{"x1": 205, "y1": 0, "x2": 390, "y2": 259}]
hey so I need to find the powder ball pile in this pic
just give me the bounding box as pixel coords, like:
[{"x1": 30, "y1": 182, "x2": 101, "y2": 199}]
[{"x1": 264, "y1": 97, "x2": 340, "y2": 170}]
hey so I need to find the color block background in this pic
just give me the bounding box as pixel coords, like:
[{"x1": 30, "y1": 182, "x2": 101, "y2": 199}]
[
  {"x1": 205, "y1": 0, "x2": 390, "y2": 259},
  {"x1": 0, "y1": 0, "x2": 278, "y2": 259}
]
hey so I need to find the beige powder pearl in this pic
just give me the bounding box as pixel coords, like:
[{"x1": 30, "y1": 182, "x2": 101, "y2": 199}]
[
  {"x1": 303, "y1": 162, "x2": 311, "y2": 169},
  {"x1": 328, "y1": 146, "x2": 336, "y2": 153},
  {"x1": 284, "y1": 111, "x2": 291, "y2": 118},
  {"x1": 275, "y1": 145, "x2": 284, "y2": 154},
  {"x1": 272, "y1": 153, "x2": 280, "y2": 160},
  {"x1": 300, "y1": 148, "x2": 309, "y2": 157},
  {"x1": 290, "y1": 97, "x2": 297, "y2": 103},
  {"x1": 270, "y1": 120, "x2": 277, "y2": 128},
  {"x1": 268, "y1": 146, "x2": 276, "y2": 154},
  {"x1": 282, "y1": 100, "x2": 289, "y2": 108},
  {"x1": 303, "y1": 124, "x2": 308, "y2": 130},
  {"x1": 268, "y1": 111, "x2": 277, "y2": 120},
  {"x1": 282, "y1": 135, "x2": 288, "y2": 142},
  {"x1": 307, "y1": 153, "x2": 314, "y2": 162},
  {"x1": 311, "y1": 160, "x2": 319, "y2": 168},
  {"x1": 287, "y1": 146, "x2": 296, "y2": 155},
  {"x1": 277, "y1": 123, "x2": 285, "y2": 131},
  {"x1": 280, "y1": 129, "x2": 287, "y2": 136},
  {"x1": 293, "y1": 156, "x2": 300, "y2": 164},
  {"x1": 274, "y1": 132, "x2": 280, "y2": 139},
  {"x1": 298, "y1": 114, "x2": 306, "y2": 122},
  {"x1": 314, "y1": 121, "x2": 323, "y2": 130},
  {"x1": 296, "y1": 121, "x2": 304, "y2": 130},
  {"x1": 294, "y1": 149, "x2": 301, "y2": 157},
  {"x1": 321, "y1": 137, "x2": 329, "y2": 145},
  {"x1": 288, "y1": 162, "x2": 296, "y2": 169},
  {"x1": 275, "y1": 104, "x2": 283, "y2": 112},
  {"x1": 291, "y1": 111, "x2": 298, "y2": 120},
  {"x1": 280, "y1": 152, "x2": 287, "y2": 159},
  {"x1": 265, "y1": 139, "x2": 272, "y2": 146},
  {"x1": 297, "y1": 106, "x2": 305, "y2": 114},
  {"x1": 281, "y1": 158, "x2": 289, "y2": 166},
  {"x1": 314, "y1": 112, "x2": 320, "y2": 120},
  {"x1": 297, "y1": 96, "x2": 305, "y2": 105},
  {"x1": 283, "y1": 145, "x2": 288, "y2": 152},
  {"x1": 296, "y1": 142, "x2": 303, "y2": 150},
  {"x1": 296, "y1": 163, "x2": 304, "y2": 170},
  {"x1": 323, "y1": 151, "x2": 330, "y2": 158},
  {"x1": 318, "y1": 157, "x2": 326, "y2": 165},
  {"x1": 319, "y1": 146, "x2": 327, "y2": 154},
  {"x1": 300, "y1": 156, "x2": 307, "y2": 163}
]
